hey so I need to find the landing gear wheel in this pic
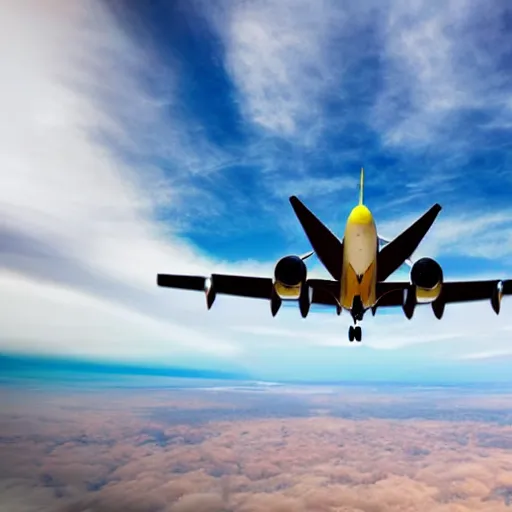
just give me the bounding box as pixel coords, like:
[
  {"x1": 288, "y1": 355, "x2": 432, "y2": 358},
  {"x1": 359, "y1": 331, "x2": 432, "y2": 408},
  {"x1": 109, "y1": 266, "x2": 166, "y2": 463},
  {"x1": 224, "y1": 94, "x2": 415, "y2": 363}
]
[
  {"x1": 348, "y1": 326, "x2": 354, "y2": 342},
  {"x1": 354, "y1": 326, "x2": 362, "y2": 342}
]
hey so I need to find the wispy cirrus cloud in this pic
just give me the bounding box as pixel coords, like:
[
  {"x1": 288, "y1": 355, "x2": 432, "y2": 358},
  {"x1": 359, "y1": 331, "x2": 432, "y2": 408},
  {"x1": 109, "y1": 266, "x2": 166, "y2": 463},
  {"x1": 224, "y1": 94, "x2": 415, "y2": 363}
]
[
  {"x1": 375, "y1": 0, "x2": 512, "y2": 150},
  {"x1": 201, "y1": 0, "x2": 512, "y2": 225},
  {"x1": 378, "y1": 208, "x2": 512, "y2": 262},
  {"x1": 272, "y1": 175, "x2": 358, "y2": 199},
  {"x1": 207, "y1": 0, "x2": 340, "y2": 138},
  {"x1": 459, "y1": 348, "x2": 512, "y2": 360}
]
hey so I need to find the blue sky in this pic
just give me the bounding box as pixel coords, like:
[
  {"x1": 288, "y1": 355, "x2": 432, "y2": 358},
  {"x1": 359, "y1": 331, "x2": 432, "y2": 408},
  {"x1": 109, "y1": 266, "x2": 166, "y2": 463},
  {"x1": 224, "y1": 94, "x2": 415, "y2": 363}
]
[{"x1": 1, "y1": 0, "x2": 512, "y2": 383}]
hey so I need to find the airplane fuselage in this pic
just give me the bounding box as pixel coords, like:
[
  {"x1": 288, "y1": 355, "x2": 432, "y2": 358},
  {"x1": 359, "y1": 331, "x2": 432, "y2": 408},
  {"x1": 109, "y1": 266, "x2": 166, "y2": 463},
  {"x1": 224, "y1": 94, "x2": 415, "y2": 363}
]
[{"x1": 340, "y1": 204, "x2": 378, "y2": 316}]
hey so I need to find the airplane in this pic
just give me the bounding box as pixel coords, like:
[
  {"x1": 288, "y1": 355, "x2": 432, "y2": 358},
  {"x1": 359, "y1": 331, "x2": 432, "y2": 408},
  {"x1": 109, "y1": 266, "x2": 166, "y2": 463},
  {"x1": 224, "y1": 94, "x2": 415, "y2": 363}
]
[{"x1": 157, "y1": 168, "x2": 512, "y2": 342}]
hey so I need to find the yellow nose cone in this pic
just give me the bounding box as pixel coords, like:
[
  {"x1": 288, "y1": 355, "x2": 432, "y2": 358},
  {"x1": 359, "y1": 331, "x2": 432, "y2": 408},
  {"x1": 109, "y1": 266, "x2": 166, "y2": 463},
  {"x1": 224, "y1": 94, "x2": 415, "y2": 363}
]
[{"x1": 348, "y1": 205, "x2": 373, "y2": 225}]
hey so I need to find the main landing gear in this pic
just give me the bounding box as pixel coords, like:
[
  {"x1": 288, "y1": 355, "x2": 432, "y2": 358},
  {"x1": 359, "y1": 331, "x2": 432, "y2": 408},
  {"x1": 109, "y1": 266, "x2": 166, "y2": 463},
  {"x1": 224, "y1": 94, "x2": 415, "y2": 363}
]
[
  {"x1": 348, "y1": 325, "x2": 362, "y2": 342},
  {"x1": 348, "y1": 296, "x2": 364, "y2": 342}
]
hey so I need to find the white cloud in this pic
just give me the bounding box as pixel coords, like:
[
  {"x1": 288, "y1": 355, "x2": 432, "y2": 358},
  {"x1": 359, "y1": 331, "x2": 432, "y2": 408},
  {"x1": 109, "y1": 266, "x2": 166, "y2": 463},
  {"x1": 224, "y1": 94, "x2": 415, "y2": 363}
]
[
  {"x1": 375, "y1": 0, "x2": 512, "y2": 148},
  {"x1": 0, "y1": 0, "x2": 252, "y2": 366},
  {"x1": 272, "y1": 176, "x2": 358, "y2": 199},
  {"x1": 363, "y1": 301, "x2": 504, "y2": 350},
  {"x1": 211, "y1": 0, "x2": 512, "y2": 152},
  {"x1": 205, "y1": 0, "x2": 512, "y2": 164},
  {"x1": 377, "y1": 207, "x2": 512, "y2": 262},
  {"x1": 0, "y1": 270, "x2": 240, "y2": 361},
  {"x1": 214, "y1": 0, "x2": 334, "y2": 136},
  {"x1": 459, "y1": 348, "x2": 512, "y2": 360},
  {"x1": 205, "y1": 0, "x2": 381, "y2": 140}
]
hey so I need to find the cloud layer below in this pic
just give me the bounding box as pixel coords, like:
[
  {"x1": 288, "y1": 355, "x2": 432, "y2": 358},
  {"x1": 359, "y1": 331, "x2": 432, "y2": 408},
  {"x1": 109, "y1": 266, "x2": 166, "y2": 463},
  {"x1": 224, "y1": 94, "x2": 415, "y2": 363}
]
[{"x1": 2, "y1": 385, "x2": 512, "y2": 511}]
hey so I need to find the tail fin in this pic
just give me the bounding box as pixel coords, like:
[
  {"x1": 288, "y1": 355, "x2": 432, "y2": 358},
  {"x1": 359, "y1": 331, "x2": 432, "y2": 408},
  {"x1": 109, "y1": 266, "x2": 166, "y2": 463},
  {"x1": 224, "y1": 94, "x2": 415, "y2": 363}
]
[{"x1": 358, "y1": 167, "x2": 364, "y2": 205}]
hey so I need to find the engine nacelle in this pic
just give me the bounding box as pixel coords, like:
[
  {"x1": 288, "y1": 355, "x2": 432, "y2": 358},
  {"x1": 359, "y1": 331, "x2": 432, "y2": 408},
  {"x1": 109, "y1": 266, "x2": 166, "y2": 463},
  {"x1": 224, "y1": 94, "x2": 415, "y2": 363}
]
[
  {"x1": 204, "y1": 277, "x2": 216, "y2": 309},
  {"x1": 491, "y1": 280, "x2": 504, "y2": 315},
  {"x1": 273, "y1": 255, "x2": 307, "y2": 299},
  {"x1": 410, "y1": 257, "x2": 444, "y2": 304},
  {"x1": 432, "y1": 298, "x2": 445, "y2": 320}
]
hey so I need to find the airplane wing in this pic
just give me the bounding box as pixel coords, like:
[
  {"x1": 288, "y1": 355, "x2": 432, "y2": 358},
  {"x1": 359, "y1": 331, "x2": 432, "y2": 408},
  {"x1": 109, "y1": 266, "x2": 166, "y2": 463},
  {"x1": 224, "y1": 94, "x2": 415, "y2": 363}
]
[
  {"x1": 157, "y1": 274, "x2": 339, "y2": 307},
  {"x1": 308, "y1": 279, "x2": 340, "y2": 306},
  {"x1": 289, "y1": 196, "x2": 343, "y2": 280},
  {"x1": 377, "y1": 204, "x2": 442, "y2": 282},
  {"x1": 375, "y1": 279, "x2": 512, "y2": 310},
  {"x1": 157, "y1": 273, "x2": 272, "y2": 300}
]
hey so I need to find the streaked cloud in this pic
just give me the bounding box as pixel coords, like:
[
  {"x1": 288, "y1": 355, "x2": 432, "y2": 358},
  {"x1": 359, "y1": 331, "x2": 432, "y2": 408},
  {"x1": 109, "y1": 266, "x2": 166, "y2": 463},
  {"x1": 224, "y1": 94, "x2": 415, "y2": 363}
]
[
  {"x1": 379, "y1": 209, "x2": 512, "y2": 261},
  {"x1": 459, "y1": 349, "x2": 512, "y2": 360},
  {"x1": 375, "y1": 0, "x2": 512, "y2": 149},
  {"x1": 272, "y1": 175, "x2": 358, "y2": 199},
  {"x1": 207, "y1": 0, "x2": 343, "y2": 137}
]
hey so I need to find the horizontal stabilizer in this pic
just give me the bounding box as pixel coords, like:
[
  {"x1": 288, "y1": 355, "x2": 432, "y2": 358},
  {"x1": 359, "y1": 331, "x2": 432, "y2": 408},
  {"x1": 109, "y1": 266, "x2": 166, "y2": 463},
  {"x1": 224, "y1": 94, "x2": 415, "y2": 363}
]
[
  {"x1": 289, "y1": 196, "x2": 343, "y2": 280},
  {"x1": 377, "y1": 203, "x2": 441, "y2": 282}
]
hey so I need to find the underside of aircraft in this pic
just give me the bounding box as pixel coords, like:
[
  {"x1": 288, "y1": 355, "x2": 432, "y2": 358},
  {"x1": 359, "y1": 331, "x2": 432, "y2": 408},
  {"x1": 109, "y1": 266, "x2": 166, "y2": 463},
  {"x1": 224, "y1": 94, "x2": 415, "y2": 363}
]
[{"x1": 157, "y1": 169, "x2": 512, "y2": 342}]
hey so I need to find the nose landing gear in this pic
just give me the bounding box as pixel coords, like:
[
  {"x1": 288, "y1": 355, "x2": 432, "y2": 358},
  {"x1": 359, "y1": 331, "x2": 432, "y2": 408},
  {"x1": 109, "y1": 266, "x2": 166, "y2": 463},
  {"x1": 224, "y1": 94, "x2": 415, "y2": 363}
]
[{"x1": 348, "y1": 325, "x2": 362, "y2": 342}]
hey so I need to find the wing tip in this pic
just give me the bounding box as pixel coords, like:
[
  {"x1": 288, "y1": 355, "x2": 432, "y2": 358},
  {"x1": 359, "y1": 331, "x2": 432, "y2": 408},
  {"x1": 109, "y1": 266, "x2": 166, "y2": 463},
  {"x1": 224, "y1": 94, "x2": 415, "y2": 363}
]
[{"x1": 289, "y1": 195, "x2": 308, "y2": 215}]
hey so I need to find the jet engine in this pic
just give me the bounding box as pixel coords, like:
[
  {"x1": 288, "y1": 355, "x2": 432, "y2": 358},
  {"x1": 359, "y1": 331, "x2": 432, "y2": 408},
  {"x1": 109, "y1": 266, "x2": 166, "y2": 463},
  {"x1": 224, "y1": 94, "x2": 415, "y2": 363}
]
[
  {"x1": 271, "y1": 255, "x2": 312, "y2": 318},
  {"x1": 402, "y1": 257, "x2": 444, "y2": 319},
  {"x1": 273, "y1": 255, "x2": 308, "y2": 299},
  {"x1": 410, "y1": 257, "x2": 444, "y2": 303}
]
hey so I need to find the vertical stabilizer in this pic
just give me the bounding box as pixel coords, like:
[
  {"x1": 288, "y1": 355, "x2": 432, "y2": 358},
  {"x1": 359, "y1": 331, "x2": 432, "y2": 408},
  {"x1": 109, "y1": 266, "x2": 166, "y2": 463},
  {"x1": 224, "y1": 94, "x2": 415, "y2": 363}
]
[{"x1": 359, "y1": 167, "x2": 364, "y2": 205}]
